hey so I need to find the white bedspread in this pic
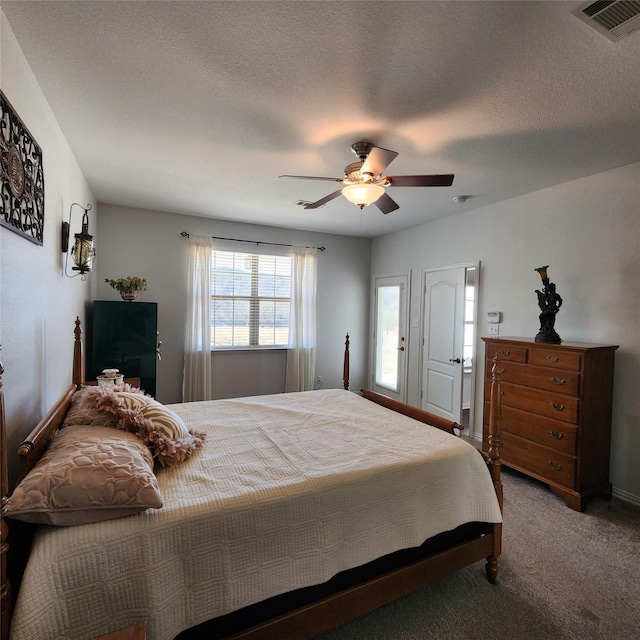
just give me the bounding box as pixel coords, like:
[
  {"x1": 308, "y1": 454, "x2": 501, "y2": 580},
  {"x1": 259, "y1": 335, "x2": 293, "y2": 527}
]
[{"x1": 10, "y1": 389, "x2": 501, "y2": 640}]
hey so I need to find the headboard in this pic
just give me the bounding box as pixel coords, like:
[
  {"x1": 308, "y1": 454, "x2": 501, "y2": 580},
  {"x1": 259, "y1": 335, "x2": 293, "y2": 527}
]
[
  {"x1": 0, "y1": 319, "x2": 86, "y2": 639},
  {"x1": 16, "y1": 318, "x2": 84, "y2": 481},
  {"x1": 1, "y1": 351, "x2": 10, "y2": 640}
]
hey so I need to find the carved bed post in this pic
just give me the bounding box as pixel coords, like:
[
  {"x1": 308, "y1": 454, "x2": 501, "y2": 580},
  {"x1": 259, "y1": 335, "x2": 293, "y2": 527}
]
[
  {"x1": 72, "y1": 316, "x2": 84, "y2": 387},
  {"x1": 485, "y1": 355, "x2": 503, "y2": 584},
  {"x1": 1, "y1": 352, "x2": 11, "y2": 640},
  {"x1": 343, "y1": 334, "x2": 350, "y2": 391}
]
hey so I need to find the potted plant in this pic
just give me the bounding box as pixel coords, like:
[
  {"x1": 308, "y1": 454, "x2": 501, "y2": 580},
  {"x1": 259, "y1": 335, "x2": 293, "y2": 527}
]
[{"x1": 105, "y1": 276, "x2": 148, "y2": 301}]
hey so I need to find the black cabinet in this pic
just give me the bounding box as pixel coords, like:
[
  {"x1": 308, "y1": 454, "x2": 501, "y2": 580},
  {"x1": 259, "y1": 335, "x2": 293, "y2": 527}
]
[{"x1": 88, "y1": 301, "x2": 158, "y2": 396}]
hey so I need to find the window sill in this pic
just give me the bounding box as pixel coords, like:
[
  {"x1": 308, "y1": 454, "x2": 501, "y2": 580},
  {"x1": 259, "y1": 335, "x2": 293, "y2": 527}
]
[{"x1": 211, "y1": 346, "x2": 288, "y2": 353}]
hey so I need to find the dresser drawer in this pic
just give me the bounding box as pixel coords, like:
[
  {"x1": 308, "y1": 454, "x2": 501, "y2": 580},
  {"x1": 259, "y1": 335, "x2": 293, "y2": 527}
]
[
  {"x1": 500, "y1": 382, "x2": 578, "y2": 423},
  {"x1": 485, "y1": 344, "x2": 527, "y2": 363},
  {"x1": 492, "y1": 361, "x2": 579, "y2": 396},
  {"x1": 529, "y1": 348, "x2": 581, "y2": 371},
  {"x1": 500, "y1": 405, "x2": 577, "y2": 455},
  {"x1": 502, "y1": 432, "x2": 576, "y2": 487}
]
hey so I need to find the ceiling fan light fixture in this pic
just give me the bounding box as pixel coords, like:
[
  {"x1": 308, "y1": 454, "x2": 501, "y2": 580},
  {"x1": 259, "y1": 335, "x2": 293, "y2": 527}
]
[{"x1": 341, "y1": 183, "x2": 385, "y2": 209}]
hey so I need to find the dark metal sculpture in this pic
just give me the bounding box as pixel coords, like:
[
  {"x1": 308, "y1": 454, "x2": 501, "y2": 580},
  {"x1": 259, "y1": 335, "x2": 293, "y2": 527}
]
[{"x1": 534, "y1": 266, "x2": 562, "y2": 343}]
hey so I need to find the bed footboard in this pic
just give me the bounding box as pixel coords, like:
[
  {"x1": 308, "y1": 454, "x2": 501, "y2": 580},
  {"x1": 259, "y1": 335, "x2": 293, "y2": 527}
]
[
  {"x1": 359, "y1": 387, "x2": 462, "y2": 435},
  {"x1": 358, "y1": 349, "x2": 504, "y2": 586},
  {"x1": 484, "y1": 355, "x2": 503, "y2": 583}
]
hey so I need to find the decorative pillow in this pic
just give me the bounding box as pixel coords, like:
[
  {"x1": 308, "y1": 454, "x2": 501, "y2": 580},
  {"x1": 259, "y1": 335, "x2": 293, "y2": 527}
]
[
  {"x1": 91, "y1": 388, "x2": 206, "y2": 467},
  {"x1": 62, "y1": 385, "x2": 117, "y2": 427},
  {"x1": 62, "y1": 383, "x2": 145, "y2": 427},
  {"x1": 6, "y1": 425, "x2": 163, "y2": 526}
]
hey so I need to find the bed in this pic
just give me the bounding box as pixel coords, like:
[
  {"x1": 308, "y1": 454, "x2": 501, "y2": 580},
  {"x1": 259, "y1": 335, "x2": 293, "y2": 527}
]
[{"x1": 0, "y1": 319, "x2": 503, "y2": 640}]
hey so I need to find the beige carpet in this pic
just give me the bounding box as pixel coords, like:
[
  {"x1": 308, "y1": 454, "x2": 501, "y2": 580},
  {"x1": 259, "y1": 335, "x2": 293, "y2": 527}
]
[{"x1": 317, "y1": 467, "x2": 640, "y2": 640}]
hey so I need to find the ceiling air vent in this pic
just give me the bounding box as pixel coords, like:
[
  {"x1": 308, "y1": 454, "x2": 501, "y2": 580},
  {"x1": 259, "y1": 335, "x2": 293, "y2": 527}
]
[{"x1": 572, "y1": 0, "x2": 640, "y2": 41}]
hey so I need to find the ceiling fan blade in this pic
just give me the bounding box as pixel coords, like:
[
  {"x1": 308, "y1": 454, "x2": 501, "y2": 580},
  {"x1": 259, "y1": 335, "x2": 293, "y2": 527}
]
[
  {"x1": 360, "y1": 146, "x2": 399, "y2": 178},
  {"x1": 279, "y1": 175, "x2": 343, "y2": 182},
  {"x1": 385, "y1": 174, "x2": 454, "y2": 187},
  {"x1": 304, "y1": 190, "x2": 343, "y2": 209},
  {"x1": 374, "y1": 192, "x2": 400, "y2": 215}
]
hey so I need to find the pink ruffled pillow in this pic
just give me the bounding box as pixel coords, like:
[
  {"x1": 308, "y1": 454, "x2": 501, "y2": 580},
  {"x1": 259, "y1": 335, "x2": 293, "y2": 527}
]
[
  {"x1": 90, "y1": 387, "x2": 206, "y2": 467},
  {"x1": 62, "y1": 383, "x2": 146, "y2": 428}
]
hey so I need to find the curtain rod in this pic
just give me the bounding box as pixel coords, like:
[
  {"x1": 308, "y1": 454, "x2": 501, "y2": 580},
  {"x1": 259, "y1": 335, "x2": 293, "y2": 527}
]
[{"x1": 180, "y1": 231, "x2": 325, "y2": 251}]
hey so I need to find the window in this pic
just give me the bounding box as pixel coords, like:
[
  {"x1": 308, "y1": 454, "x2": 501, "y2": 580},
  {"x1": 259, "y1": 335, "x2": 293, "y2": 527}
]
[
  {"x1": 463, "y1": 268, "x2": 476, "y2": 372},
  {"x1": 210, "y1": 250, "x2": 293, "y2": 348}
]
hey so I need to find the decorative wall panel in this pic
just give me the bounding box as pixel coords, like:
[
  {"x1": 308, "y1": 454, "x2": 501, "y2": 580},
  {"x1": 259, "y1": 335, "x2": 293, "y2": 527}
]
[{"x1": 0, "y1": 90, "x2": 45, "y2": 245}]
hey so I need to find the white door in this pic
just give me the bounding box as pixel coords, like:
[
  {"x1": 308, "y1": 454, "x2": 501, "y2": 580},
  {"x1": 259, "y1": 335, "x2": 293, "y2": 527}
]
[
  {"x1": 372, "y1": 274, "x2": 408, "y2": 402},
  {"x1": 421, "y1": 267, "x2": 465, "y2": 421}
]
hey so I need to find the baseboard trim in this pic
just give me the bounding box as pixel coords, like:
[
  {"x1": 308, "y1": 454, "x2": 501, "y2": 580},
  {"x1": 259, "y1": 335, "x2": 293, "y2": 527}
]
[{"x1": 612, "y1": 486, "x2": 640, "y2": 507}]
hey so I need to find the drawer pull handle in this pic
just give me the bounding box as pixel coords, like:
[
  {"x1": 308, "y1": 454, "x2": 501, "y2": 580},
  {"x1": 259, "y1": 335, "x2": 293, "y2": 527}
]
[
  {"x1": 498, "y1": 367, "x2": 505, "y2": 374},
  {"x1": 546, "y1": 355, "x2": 559, "y2": 363},
  {"x1": 549, "y1": 430, "x2": 564, "y2": 440},
  {"x1": 500, "y1": 349, "x2": 510, "y2": 356},
  {"x1": 551, "y1": 377, "x2": 566, "y2": 385},
  {"x1": 550, "y1": 402, "x2": 565, "y2": 412},
  {"x1": 548, "y1": 461, "x2": 564, "y2": 471}
]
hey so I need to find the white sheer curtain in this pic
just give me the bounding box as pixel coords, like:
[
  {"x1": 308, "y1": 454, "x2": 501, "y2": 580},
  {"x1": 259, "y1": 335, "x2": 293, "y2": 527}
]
[
  {"x1": 285, "y1": 247, "x2": 317, "y2": 392},
  {"x1": 183, "y1": 235, "x2": 214, "y2": 402}
]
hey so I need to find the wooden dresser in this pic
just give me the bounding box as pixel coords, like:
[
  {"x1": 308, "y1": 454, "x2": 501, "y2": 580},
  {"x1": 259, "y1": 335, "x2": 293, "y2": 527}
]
[{"x1": 482, "y1": 337, "x2": 617, "y2": 511}]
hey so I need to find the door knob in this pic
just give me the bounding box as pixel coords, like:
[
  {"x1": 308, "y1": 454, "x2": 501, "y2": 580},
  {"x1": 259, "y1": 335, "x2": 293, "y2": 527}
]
[{"x1": 449, "y1": 358, "x2": 461, "y2": 363}]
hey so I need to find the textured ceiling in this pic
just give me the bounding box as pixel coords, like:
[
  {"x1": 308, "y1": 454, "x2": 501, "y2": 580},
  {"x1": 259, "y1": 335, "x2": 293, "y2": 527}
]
[{"x1": 3, "y1": 1, "x2": 640, "y2": 238}]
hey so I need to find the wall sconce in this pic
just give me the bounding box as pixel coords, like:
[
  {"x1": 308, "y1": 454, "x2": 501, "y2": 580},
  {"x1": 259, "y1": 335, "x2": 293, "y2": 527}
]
[{"x1": 61, "y1": 203, "x2": 95, "y2": 279}]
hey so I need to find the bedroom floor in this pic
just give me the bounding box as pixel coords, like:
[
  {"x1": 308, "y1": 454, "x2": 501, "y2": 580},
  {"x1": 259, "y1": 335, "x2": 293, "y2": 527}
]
[{"x1": 317, "y1": 466, "x2": 640, "y2": 640}]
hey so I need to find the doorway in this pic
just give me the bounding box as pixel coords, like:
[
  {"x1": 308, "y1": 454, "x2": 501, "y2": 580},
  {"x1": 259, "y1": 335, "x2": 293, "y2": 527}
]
[
  {"x1": 372, "y1": 274, "x2": 409, "y2": 402},
  {"x1": 420, "y1": 264, "x2": 479, "y2": 433}
]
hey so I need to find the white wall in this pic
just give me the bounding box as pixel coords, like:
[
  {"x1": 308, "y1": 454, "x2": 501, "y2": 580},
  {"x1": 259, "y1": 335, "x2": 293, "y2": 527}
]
[
  {"x1": 371, "y1": 161, "x2": 640, "y2": 504},
  {"x1": 95, "y1": 204, "x2": 371, "y2": 404},
  {"x1": 0, "y1": 11, "x2": 97, "y2": 485}
]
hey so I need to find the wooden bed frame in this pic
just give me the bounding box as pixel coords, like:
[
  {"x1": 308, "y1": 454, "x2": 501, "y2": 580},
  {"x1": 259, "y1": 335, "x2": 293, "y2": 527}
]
[{"x1": 0, "y1": 319, "x2": 503, "y2": 640}]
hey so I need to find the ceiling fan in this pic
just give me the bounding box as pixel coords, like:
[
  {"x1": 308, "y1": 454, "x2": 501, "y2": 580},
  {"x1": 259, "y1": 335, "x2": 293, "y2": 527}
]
[{"x1": 279, "y1": 141, "x2": 454, "y2": 214}]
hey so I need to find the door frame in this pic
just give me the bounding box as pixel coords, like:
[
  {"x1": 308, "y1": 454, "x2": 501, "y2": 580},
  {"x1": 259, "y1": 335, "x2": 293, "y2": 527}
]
[
  {"x1": 418, "y1": 261, "x2": 480, "y2": 437},
  {"x1": 370, "y1": 271, "x2": 411, "y2": 403}
]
